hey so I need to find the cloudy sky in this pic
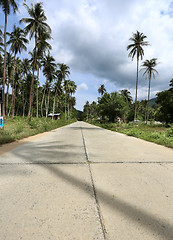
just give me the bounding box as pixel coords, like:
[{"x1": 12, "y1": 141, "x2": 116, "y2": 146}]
[{"x1": 1, "y1": 0, "x2": 173, "y2": 110}]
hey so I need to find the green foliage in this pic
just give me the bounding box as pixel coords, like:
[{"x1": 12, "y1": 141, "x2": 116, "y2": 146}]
[
  {"x1": 0, "y1": 130, "x2": 15, "y2": 144},
  {"x1": 91, "y1": 121, "x2": 173, "y2": 148},
  {"x1": 167, "y1": 124, "x2": 173, "y2": 137},
  {"x1": 0, "y1": 117, "x2": 75, "y2": 145}
]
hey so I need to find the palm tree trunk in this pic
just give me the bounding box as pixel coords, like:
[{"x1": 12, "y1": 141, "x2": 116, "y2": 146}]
[
  {"x1": 52, "y1": 89, "x2": 57, "y2": 120},
  {"x1": 65, "y1": 91, "x2": 67, "y2": 120},
  {"x1": 27, "y1": 35, "x2": 37, "y2": 118},
  {"x1": 6, "y1": 73, "x2": 10, "y2": 116},
  {"x1": 146, "y1": 76, "x2": 151, "y2": 123},
  {"x1": 13, "y1": 81, "x2": 17, "y2": 118},
  {"x1": 36, "y1": 67, "x2": 39, "y2": 118},
  {"x1": 22, "y1": 90, "x2": 25, "y2": 118},
  {"x1": 2, "y1": 11, "x2": 7, "y2": 117},
  {"x1": 134, "y1": 55, "x2": 139, "y2": 121},
  {"x1": 11, "y1": 55, "x2": 16, "y2": 120},
  {"x1": 46, "y1": 88, "x2": 50, "y2": 118},
  {"x1": 41, "y1": 84, "x2": 46, "y2": 117}
]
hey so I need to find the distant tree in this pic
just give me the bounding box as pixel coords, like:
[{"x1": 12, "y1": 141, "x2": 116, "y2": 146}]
[
  {"x1": 155, "y1": 79, "x2": 173, "y2": 124},
  {"x1": 120, "y1": 89, "x2": 133, "y2": 123},
  {"x1": 141, "y1": 58, "x2": 158, "y2": 123},
  {"x1": 127, "y1": 30, "x2": 149, "y2": 121},
  {"x1": 98, "y1": 84, "x2": 106, "y2": 96},
  {"x1": 98, "y1": 92, "x2": 126, "y2": 122},
  {"x1": 83, "y1": 101, "x2": 90, "y2": 121}
]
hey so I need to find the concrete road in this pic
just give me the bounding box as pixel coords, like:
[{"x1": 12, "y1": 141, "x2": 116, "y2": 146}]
[{"x1": 0, "y1": 121, "x2": 173, "y2": 240}]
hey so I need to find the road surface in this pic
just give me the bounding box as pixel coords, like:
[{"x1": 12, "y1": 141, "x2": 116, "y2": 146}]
[{"x1": 0, "y1": 121, "x2": 173, "y2": 240}]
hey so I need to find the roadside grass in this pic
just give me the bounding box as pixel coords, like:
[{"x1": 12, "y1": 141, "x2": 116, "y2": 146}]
[
  {"x1": 89, "y1": 121, "x2": 173, "y2": 148},
  {"x1": 0, "y1": 117, "x2": 75, "y2": 145}
]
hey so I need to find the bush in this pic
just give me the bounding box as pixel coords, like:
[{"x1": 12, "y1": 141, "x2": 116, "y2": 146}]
[
  {"x1": 167, "y1": 124, "x2": 173, "y2": 137},
  {"x1": 0, "y1": 130, "x2": 14, "y2": 144}
]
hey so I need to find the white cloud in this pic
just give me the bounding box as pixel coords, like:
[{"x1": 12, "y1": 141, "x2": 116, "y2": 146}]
[
  {"x1": 14, "y1": 0, "x2": 173, "y2": 108},
  {"x1": 77, "y1": 83, "x2": 88, "y2": 91}
]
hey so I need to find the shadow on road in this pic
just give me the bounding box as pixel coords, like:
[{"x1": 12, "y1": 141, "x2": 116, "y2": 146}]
[{"x1": 2, "y1": 139, "x2": 172, "y2": 240}]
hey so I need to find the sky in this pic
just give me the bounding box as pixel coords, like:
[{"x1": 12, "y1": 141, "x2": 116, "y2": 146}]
[{"x1": 1, "y1": 0, "x2": 173, "y2": 110}]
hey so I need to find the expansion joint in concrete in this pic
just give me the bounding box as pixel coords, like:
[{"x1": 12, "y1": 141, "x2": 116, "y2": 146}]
[{"x1": 80, "y1": 126, "x2": 108, "y2": 240}]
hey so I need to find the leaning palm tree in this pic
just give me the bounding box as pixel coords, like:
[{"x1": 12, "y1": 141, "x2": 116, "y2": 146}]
[
  {"x1": 141, "y1": 58, "x2": 158, "y2": 123},
  {"x1": 0, "y1": 0, "x2": 18, "y2": 116},
  {"x1": 98, "y1": 84, "x2": 106, "y2": 96},
  {"x1": 7, "y1": 25, "x2": 28, "y2": 119},
  {"x1": 127, "y1": 30, "x2": 149, "y2": 121},
  {"x1": 20, "y1": 2, "x2": 51, "y2": 118}
]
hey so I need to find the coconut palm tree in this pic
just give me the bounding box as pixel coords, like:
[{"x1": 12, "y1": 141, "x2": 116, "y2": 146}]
[
  {"x1": 127, "y1": 30, "x2": 149, "y2": 121},
  {"x1": 6, "y1": 52, "x2": 13, "y2": 116},
  {"x1": 64, "y1": 80, "x2": 71, "y2": 120},
  {"x1": 41, "y1": 53, "x2": 57, "y2": 117},
  {"x1": 7, "y1": 25, "x2": 28, "y2": 119},
  {"x1": 141, "y1": 58, "x2": 158, "y2": 123},
  {"x1": 0, "y1": 0, "x2": 18, "y2": 116},
  {"x1": 52, "y1": 77, "x2": 62, "y2": 119},
  {"x1": 20, "y1": 2, "x2": 51, "y2": 118},
  {"x1": 21, "y1": 58, "x2": 31, "y2": 117},
  {"x1": 57, "y1": 64, "x2": 70, "y2": 119},
  {"x1": 98, "y1": 84, "x2": 106, "y2": 96},
  {"x1": 120, "y1": 89, "x2": 133, "y2": 123},
  {"x1": 68, "y1": 80, "x2": 77, "y2": 119}
]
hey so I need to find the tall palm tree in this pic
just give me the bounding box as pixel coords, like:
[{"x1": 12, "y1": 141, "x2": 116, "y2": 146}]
[
  {"x1": 141, "y1": 58, "x2": 158, "y2": 123},
  {"x1": 7, "y1": 25, "x2": 28, "y2": 119},
  {"x1": 0, "y1": 0, "x2": 18, "y2": 116},
  {"x1": 42, "y1": 53, "x2": 57, "y2": 117},
  {"x1": 52, "y1": 77, "x2": 62, "y2": 119},
  {"x1": 98, "y1": 84, "x2": 106, "y2": 96},
  {"x1": 36, "y1": 31, "x2": 52, "y2": 118},
  {"x1": 127, "y1": 30, "x2": 149, "y2": 121},
  {"x1": 68, "y1": 80, "x2": 77, "y2": 119},
  {"x1": 57, "y1": 64, "x2": 70, "y2": 119},
  {"x1": 20, "y1": 2, "x2": 51, "y2": 118},
  {"x1": 120, "y1": 89, "x2": 133, "y2": 123},
  {"x1": 21, "y1": 58, "x2": 31, "y2": 117},
  {"x1": 6, "y1": 52, "x2": 13, "y2": 116}
]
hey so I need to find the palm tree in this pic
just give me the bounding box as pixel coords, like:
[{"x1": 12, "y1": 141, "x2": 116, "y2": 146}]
[
  {"x1": 52, "y1": 77, "x2": 62, "y2": 119},
  {"x1": 21, "y1": 58, "x2": 31, "y2": 117},
  {"x1": 57, "y1": 64, "x2": 70, "y2": 119},
  {"x1": 7, "y1": 25, "x2": 28, "y2": 119},
  {"x1": 64, "y1": 80, "x2": 71, "y2": 120},
  {"x1": 41, "y1": 53, "x2": 57, "y2": 117},
  {"x1": 0, "y1": 0, "x2": 18, "y2": 116},
  {"x1": 98, "y1": 84, "x2": 106, "y2": 96},
  {"x1": 141, "y1": 58, "x2": 158, "y2": 123},
  {"x1": 120, "y1": 89, "x2": 133, "y2": 123},
  {"x1": 68, "y1": 80, "x2": 77, "y2": 119},
  {"x1": 6, "y1": 52, "x2": 13, "y2": 116},
  {"x1": 20, "y1": 2, "x2": 51, "y2": 118},
  {"x1": 36, "y1": 31, "x2": 52, "y2": 118},
  {"x1": 127, "y1": 30, "x2": 149, "y2": 121}
]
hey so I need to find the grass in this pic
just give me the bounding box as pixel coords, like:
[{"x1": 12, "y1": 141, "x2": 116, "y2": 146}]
[
  {"x1": 0, "y1": 116, "x2": 76, "y2": 145},
  {"x1": 89, "y1": 121, "x2": 173, "y2": 148}
]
